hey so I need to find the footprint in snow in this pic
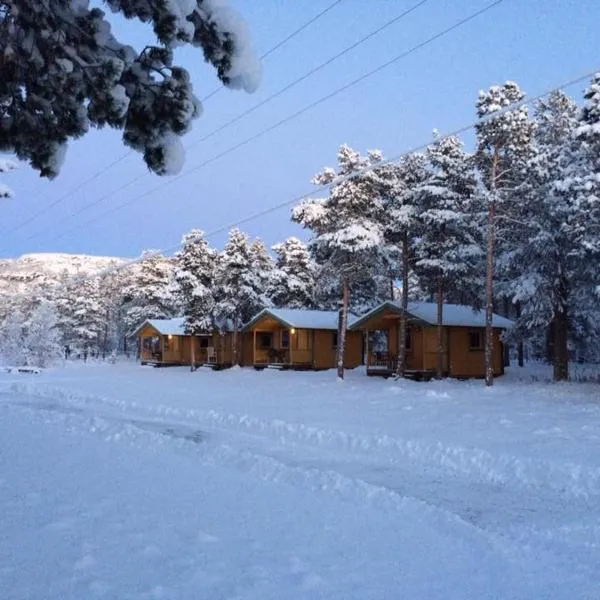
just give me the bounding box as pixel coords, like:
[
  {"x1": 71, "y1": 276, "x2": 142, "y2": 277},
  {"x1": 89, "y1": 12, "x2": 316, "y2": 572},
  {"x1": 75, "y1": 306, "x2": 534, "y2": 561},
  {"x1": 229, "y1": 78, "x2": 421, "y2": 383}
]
[
  {"x1": 74, "y1": 554, "x2": 97, "y2": 571},
  {"x1": 289, "y1": 557, "x2": 323, "y2": 590},
  {"x1": 197, "y1": 530, "x2": 219, "y2": 544},
  {"x1": 141, "y1": 544, "x2": 162, "y2": 559}
]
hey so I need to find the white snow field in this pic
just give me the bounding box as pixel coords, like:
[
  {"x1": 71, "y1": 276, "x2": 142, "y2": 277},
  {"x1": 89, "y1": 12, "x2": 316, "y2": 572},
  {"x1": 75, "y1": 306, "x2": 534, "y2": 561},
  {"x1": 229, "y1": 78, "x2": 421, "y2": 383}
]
[{"x1": 1, "y1": 363, "x2": 599, "y2": 599}]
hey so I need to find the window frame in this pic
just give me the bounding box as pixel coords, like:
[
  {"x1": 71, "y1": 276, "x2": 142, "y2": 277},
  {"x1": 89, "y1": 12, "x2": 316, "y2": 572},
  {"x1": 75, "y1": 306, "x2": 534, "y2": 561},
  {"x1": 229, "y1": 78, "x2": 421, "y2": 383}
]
[{"x1": 468, "y1": 330, "x2": 484, "y2": 351}]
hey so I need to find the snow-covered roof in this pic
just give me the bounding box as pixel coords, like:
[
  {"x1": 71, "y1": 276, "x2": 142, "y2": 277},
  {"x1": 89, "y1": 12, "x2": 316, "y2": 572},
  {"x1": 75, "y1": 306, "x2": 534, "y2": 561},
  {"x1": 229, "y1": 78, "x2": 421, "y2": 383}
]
[
  {"x1": 136, "y1": 317, "x2": 187, "y2": 336},
  {"x1": 243, "y1": 308, "x2": 357, "y2": 332},
  {"x1": 351, "y1": 301, "x2": 514, "y2": 330}
]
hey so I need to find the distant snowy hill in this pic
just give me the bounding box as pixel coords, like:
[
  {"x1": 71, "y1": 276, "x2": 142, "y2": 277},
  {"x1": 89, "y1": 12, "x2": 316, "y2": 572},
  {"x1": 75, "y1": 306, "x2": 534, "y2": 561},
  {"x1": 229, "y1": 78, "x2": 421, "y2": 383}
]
[{"x1": 0, "y1": 253, "x2": 127, "y2": 297}]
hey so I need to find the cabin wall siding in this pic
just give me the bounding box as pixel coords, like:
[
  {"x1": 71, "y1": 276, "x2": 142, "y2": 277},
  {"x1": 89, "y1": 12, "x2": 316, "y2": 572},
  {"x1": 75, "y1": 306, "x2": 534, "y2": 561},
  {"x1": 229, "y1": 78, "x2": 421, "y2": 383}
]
[{"x1": 448, "y1": 327, "x2": 504, "y2": 378}]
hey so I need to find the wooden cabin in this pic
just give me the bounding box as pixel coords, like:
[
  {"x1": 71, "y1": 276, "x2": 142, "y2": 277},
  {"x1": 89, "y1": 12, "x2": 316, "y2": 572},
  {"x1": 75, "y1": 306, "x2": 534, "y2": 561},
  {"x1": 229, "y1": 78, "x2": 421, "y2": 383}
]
[
  {"x1": 350, "y1": 301, "x2": 513, "y2": 379},
  {"x1": 241, "y1": 308, "x2": 363, "y2": 371},
  {"x1": 135, "y1": 318, "x2": 235, "y2": 368}
]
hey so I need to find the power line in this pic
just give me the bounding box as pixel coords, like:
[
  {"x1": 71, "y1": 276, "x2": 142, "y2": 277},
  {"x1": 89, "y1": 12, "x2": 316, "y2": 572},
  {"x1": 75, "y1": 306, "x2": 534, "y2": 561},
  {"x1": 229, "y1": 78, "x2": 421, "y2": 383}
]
[
  {"x1": 201, "y1": 0, "x2": 345, "y2": 102},
  {"x1": 187, "y1": 0, "x2": 428, "y2": 151},
  {"x1": 59, "y1": 64, "x2": 600, "y2": 288},
  {"x1": 4, "y1": 2, "x2": 344, "y2": 245},
  {"x1": 68, "y1": 66, "x2": 600, "y2": 286},
  {"x1": 0, "y1": 151, "x2": 133, "y2": 240},
  {"x1": 48, "y1": 0, "x2": 506, "y2": 247},
  {"x1": 21, "y1": 0, "x2": 427, "y2": 246}
]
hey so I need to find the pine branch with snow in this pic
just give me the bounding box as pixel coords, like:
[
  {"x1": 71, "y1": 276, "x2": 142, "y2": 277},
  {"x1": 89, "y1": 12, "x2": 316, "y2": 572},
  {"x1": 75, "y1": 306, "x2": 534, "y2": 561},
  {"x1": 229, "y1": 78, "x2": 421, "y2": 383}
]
[{"x1": 0, "y1": 0, "x2": 261, "y2": 178}]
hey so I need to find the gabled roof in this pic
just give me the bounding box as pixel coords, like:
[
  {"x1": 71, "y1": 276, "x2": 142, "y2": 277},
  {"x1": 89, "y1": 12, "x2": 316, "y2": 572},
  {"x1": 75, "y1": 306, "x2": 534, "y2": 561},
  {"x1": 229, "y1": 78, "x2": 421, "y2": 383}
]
[
  {"x1": 350, "y1": 301, "x2": 514, "y2": 330},
  {"x1": 134, "y1": 317, "x2": 188, "y2": 337},
  {"x1": 242, "y1": 308, "x2": 358, "y2": 332}
]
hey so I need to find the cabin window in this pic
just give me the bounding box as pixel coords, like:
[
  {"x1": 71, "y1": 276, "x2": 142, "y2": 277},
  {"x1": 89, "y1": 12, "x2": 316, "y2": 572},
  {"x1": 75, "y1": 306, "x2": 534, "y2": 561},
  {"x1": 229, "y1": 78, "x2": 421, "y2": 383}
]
[
  {"x1": 469, "y1": 330, "x2": 484, "y2": 351},
  {"x1": 405, "y1": 327, "x2": 412, "y2": 351},
  {"x1": 259, "y1": 333, "x2": 273, "y2": 349},
  {"x1": 281, "y1": 330, "x2": 290, "y2": 349},
  {"x1": 332, "y1": 332, "x2": 338, "y2": 348},
  {"x1": 163, "y1": 336, "x2": 170, "y2": 351},
  {"x1": 199, "y1": 337, "x2": 210, "y2": 349},
  {"x1": 142, "y1": 337, "x2": 160, "y2": 353}
]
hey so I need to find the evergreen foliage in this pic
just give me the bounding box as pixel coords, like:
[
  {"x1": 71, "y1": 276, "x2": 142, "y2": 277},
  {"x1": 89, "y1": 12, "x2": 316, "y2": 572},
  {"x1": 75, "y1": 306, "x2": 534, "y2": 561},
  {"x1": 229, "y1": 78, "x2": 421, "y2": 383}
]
[{"x1": 0, "y1": 0, "x2": 260, "y2": 177}]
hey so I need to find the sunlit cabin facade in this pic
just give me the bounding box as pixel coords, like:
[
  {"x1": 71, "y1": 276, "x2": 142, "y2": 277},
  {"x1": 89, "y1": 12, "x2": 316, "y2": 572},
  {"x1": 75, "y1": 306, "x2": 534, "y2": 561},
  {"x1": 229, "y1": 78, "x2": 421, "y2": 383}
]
[
  {"x1": 136, "y1": 318, "x2": 235, "y2": 368},
  {"x1": 350, "y1": 302, "x2": 513, "y2": 379},
  {"x1": 241, "y1": 308, "x2": 363, "y2": 371}
]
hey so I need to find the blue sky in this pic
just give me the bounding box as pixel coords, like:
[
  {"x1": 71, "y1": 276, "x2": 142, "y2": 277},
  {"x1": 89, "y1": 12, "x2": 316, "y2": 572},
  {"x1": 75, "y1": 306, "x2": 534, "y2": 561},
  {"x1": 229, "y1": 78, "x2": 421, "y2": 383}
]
[{"x1": 1, "y1": 0, "x2": 599, "y2": 259}]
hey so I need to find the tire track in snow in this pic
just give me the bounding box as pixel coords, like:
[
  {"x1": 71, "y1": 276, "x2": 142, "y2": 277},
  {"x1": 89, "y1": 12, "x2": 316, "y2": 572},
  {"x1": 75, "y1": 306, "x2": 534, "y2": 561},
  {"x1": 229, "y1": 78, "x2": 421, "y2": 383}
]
[
  {"x1": 3, "y1": 387, "x2": 598, "y2": 581},
  {"x1": 6, "y1": 381, "x2": 600, "y2": 501}
]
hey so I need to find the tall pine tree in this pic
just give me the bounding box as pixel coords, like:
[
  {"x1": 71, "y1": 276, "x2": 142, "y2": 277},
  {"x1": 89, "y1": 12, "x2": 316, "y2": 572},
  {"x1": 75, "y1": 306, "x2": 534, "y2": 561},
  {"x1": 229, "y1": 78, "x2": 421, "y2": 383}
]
[
  {"x1": 414, "y1": 134, "x2": 481, "y2": 379},
  {"x1": 293, "y1": 145, "x2": 387, "y2": 379}
]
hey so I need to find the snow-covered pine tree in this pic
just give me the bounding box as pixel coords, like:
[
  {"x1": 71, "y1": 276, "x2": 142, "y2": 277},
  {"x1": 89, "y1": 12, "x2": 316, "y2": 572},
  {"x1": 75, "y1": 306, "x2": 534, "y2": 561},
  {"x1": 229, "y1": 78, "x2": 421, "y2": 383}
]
[
  {"x1": 371, "y1": 152, "x2": 428, "y2": 377},
  {"x1": 414, "y1": 134, "x2": 481, "y2": 379},
  {"x1": 292, "y1": 145, "x2": 387, "y2": 379},
  {"x1": 68, "y1": 276, "x2": 106, "y2": 358},
  {"x1": 0, "y1": 310, "x2": 25, "y2": 366},
  {"x1": 23, "y1": 300, "x2": 62, "y2": 367},
  {"x1": 173, "y1": 229, "x2": 217, "y2": 369},
  {"x1": 0, "y1": 157, "x2": 17, "y2": 199},
  {"x1": 214, "y1": 228, "x2": 264, "y2": 365},
  {"x1": 250, "y1": 238, "x2": 275, "y2": 307},
  {"x1": 475, "y1": 81, "x2": 535, "y2": 386},
  {"x1": 1, "y1": 0, "x2": 260, "y2": 178},
  {"x1": 269, "y1": 237, "x2": 315, "y2": 309},
  {"x1": 122, "y1": 250, "x2": 177, "y2": 341}
]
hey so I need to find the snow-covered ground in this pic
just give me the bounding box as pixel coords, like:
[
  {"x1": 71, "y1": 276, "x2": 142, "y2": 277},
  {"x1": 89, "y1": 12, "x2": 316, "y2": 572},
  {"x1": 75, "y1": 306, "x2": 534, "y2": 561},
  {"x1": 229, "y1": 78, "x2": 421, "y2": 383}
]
[{"x1": 1, "y1": 362, "x2": 599, "y2": 599}]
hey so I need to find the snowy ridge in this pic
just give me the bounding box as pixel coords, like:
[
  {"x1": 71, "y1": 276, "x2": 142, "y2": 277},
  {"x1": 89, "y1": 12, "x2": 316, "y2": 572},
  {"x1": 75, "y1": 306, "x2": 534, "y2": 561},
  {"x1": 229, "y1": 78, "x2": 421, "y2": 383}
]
[
  {"x1": 7, "y1": 381, "x2": 600, "y2": 500},
  {"x1": 0, "y1": 252, "x2": 127, "y2": 298}
]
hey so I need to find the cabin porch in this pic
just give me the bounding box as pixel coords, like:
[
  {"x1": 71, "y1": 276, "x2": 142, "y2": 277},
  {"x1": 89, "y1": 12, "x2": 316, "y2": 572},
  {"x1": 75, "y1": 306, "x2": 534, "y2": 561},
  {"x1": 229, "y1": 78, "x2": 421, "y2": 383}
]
[
  {"x1": 251, "y1": 326, "x2": 314, "y2": 369},
  {"x1": 140, "y1": 333, "x2": 184, "y2": 366}
]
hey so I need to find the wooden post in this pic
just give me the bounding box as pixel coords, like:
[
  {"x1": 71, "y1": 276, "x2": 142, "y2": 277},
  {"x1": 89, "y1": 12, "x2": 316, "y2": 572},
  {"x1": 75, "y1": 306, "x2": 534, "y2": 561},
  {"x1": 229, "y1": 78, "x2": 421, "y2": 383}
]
[
  {"x1": 253, "y1": 329, "x2": 256, "y2": 366},
  {"x1": 365, "y1": 328, "x2": 370, "y2": 373},
  {"x1": 289, "y1": 329, "x2": 294, "y2": 366}
]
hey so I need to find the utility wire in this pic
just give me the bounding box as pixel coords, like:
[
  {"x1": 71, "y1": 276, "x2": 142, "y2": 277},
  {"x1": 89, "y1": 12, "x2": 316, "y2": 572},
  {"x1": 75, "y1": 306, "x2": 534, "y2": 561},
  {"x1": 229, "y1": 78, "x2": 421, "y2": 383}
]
[
  {"x1": 21, "y1": 0, "x2": 428, "y2": 246},
  {"x1": 4, "y1": 1, "x2": 343, "y2": 245},
  {"x1": 188, "y1": 0, "x2": 428, "y2": 150},
  {"x1": 201, "y1": 0, "x2": 345, "y2": 102},
  {"x1": 61, "y1": 64, "x2": 600, "y2": 288},
  {"x1": 46, "y1": 0, "x2": 505, "y2": 247},
  {"x1": 0, "y1": 151, "x2": 133, "y2": 239}
]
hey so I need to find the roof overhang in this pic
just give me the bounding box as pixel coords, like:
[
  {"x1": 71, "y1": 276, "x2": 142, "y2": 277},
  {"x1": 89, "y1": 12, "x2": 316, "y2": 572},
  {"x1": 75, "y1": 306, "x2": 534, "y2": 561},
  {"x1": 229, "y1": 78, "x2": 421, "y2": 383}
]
[
  {"x1": 133, "y1": 320, "x2": 160, "y2": 337},
  {"x1": 241, "y1": 309, "x2": 294, "y2": 333}
]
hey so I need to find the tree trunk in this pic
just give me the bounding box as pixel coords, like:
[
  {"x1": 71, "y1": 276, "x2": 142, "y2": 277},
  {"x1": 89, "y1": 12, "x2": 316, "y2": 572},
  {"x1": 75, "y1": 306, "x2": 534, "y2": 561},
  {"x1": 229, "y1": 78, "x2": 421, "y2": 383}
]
[
  {"x1": 515, "y1": 301, "x2": 524, "y2": 367},
  {"x1": 396, "y1": 232, "x2": 409, "y2": 377},
  {"x1": 436, "y1": 275, "x2": 444, "y2": 379},
  {"x1": 553, "y1": 303, "x2": 569, "y2": 381},
  {"x1": 232, "y1": 321, "x2": 239, "y2": 367},
  {"x1": 336, "y1": 278, "x2": 349, "y2": 379},
  {"x1": 190, "y1": 335, "x2": 196, "y2": 372},
  {"x1": 484, "y1": 153, "x2": 499, "y2": 387},
  {"x1": 502, "y1": 296, "x2": 510, "y2": 367}
]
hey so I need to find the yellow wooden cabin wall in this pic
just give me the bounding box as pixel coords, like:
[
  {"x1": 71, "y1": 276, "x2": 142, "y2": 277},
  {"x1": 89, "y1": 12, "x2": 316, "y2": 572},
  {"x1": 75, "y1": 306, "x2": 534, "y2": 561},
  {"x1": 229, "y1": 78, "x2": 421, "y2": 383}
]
[{"x1": 447, "y1": 327, "x2": 504, "y2": 378}]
